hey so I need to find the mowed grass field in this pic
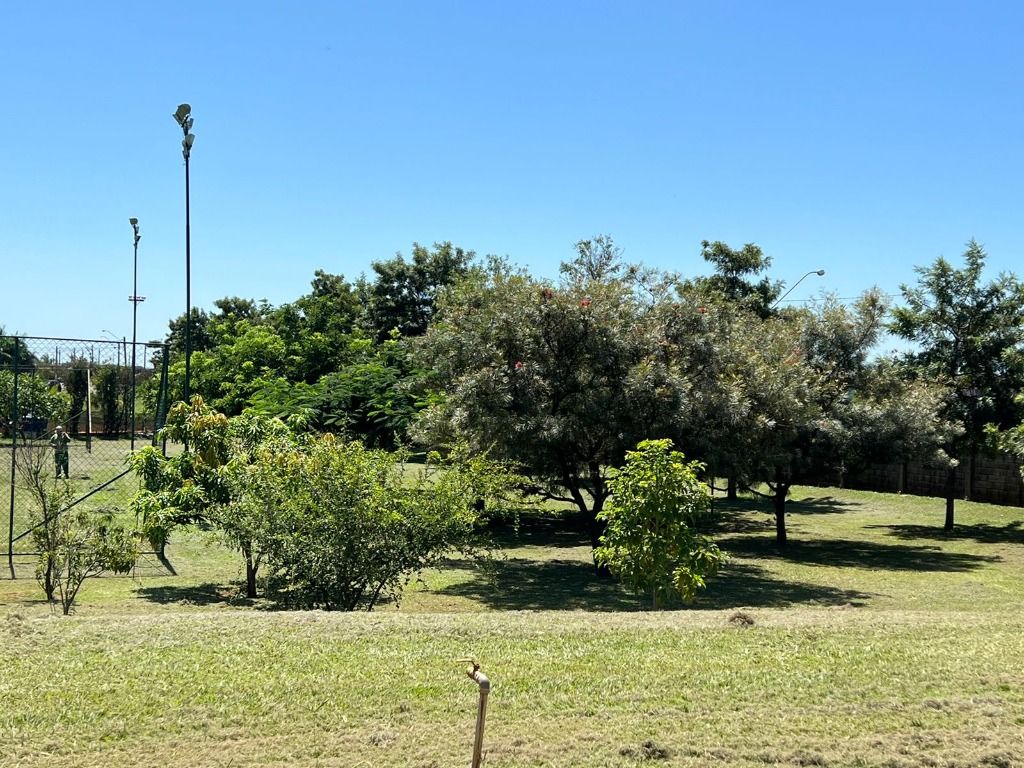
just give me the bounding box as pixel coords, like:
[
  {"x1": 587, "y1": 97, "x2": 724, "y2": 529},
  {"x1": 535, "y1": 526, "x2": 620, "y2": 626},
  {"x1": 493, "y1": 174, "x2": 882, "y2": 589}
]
[{"x1": 2, "y1": 486, "x2": 1024, "y2": 767}]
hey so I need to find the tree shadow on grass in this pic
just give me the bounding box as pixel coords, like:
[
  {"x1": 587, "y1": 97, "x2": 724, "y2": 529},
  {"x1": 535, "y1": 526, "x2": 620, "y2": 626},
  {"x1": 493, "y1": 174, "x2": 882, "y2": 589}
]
[
  {"x1": 866, "y1": 522, "x2": 1024, "y2": 546},
  {"x1": 695, "y1": 562, "x2": 871, "y2": 609},
  {"x1": 433, "y1": 556, "x2": 874, "y2": 611},
  {"x1": 788, "y1": 495, "x2": 861, "y2": 515},
  {"x1": 435, "y1": 557, "x2": 645, "y2": 611},
  {"x1": 480, "y1": 510, "x2": 593, "y2": 550},
  {"x1": 712, "y1": 495, "x2": 858, "y2": 520},
  {"x1": 135, "y1": 582, "x2": 249, "y2": 607},
  {"x1": 718, "y1": 536, "x2": 1000, "y2": 572},
  {"x1": 713, "y1": 509, "x2": 775, "y2": 535}
]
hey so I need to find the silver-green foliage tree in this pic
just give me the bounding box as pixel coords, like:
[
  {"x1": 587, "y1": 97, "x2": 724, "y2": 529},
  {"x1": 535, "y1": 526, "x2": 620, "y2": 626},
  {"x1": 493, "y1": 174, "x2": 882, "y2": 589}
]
[
  {"x1": 595, "y1": 439, "x2": 725, "y2": 608},
  {"x1": 999, "y1": 394, "x2": 1024, "y2": 480},
  {"x1": 728, "y1": 293, "x2": 955, "y2": 545},
  {"x1": 416, "y1": 240, "x2": 688, "y2": 555}
]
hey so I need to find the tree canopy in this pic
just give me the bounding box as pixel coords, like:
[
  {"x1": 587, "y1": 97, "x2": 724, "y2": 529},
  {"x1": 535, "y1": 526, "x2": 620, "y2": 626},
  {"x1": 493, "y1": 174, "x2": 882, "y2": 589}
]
[{"x1": 890, "y1": 240, "x2": 1024, "y2": 527}]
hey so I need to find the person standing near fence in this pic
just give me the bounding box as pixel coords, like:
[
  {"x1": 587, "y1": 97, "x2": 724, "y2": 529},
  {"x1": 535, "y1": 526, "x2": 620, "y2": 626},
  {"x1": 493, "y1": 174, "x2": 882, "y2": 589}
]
[{"x1": 50, "y1": 425, "x2": 71, "y2": 478}]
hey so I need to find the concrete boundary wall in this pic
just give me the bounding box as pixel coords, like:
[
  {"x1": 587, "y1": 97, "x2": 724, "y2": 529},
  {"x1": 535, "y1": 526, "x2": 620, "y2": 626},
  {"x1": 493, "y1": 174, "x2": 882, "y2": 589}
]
[{"x1": 825, "y1": 454, "x2": 1024, "y2": 507}]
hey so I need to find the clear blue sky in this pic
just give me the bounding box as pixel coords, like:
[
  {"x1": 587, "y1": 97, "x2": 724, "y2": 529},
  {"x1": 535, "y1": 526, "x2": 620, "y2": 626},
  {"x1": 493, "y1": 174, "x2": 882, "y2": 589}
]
[{"x1": 2, "y1": 2, "x2": 1022, "y2": 349}]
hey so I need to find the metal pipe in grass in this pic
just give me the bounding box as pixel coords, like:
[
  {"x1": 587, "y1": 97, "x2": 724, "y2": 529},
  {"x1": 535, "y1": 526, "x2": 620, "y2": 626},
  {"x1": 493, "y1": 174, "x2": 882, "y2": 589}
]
[{"x1": 462, "y1": 659, "x2": 490, "y2": 768}]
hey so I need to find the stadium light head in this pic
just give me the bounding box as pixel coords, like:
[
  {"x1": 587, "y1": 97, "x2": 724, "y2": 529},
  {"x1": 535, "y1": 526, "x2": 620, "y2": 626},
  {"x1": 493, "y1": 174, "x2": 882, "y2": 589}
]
[{"x1": 173, "y1": 103, "x2": 192, "y2": 127}]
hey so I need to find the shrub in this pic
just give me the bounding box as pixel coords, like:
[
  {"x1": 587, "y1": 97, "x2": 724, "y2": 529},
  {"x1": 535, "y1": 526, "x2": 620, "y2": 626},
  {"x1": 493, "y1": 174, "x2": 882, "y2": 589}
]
[{"x1": 261, "y1": 436, "x2": 509, "y2": 610}]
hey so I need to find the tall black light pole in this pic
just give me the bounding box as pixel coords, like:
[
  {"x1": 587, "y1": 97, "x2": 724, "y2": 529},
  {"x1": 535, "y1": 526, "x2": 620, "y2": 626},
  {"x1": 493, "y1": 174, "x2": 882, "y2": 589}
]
[
  {"x1": 771, "y1": 269, "x2": 826, "y2": 309},
  {"x1": 129, "y1": 217, "x2": 144, "y2": 452},
  {"x1": 172, "y1": 103, "x2": 195, "y2": 402}
]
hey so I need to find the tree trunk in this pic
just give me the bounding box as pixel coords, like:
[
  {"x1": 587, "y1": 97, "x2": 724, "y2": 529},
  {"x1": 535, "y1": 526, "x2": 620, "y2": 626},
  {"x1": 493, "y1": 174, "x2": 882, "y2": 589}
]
[
  {"x1": 156, "y1": 539, "x2": 177, "y2": 576},
  {"x1": 43, "y1": 559, "x2": 55, "y2": 602},
  {"x1": 944, "y1": 467, "x2": 956, "y2": 531},
  {"x1": 567, "y1": 479, "x2": 611, "y2": 578},
  {"x1": 243, "y1": 545, "x2": 258, "y2": 599},
  {"x1": 773, "y1": 483, "x2": 788, "y2": 547},
  {"x1": 727, "y1": 475, "x2": 738, "y2": 500}
]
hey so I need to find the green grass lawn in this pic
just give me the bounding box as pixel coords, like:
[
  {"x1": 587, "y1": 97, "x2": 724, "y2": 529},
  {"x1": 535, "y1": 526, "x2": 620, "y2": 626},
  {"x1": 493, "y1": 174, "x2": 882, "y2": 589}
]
[{"x1": 2, "y1": 486, "x2": 1023, "y2": 767}]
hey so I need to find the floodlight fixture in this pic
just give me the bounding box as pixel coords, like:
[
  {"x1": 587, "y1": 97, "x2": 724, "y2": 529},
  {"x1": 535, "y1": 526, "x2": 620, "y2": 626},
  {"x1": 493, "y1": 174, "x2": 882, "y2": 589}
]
[{"x1": 173, "y1": 103, "x2": 192, "y2": 126}]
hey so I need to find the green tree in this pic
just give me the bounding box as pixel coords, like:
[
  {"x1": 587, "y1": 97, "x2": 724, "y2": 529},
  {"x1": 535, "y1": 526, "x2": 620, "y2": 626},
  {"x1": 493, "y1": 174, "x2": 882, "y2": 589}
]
[
  {"x1": 0, "y1": 371, "x2": 72, "y2": 436},
  {"x1": 595, "y1": 439, "x2": 724, "y2": 608},
  {"x1": 364, "y1": 241, "x2": 474, "y2": 340},
  {"x1": 696, "y1": 239, "x2": 782, "y2": 318},
  {"x1": 416, "y1": 244, "x2": 686, "y2": 558},
  {"x1": 132, "y1": 397, "x2": 516, "y2": 603},
  {"x1": 166, "y1": 307, "x2": 215, "y2": 357},
  {"x1": 266, "y1": 271, "x2": 362, "y2": 383},
  {"x1": 95, "y1": 365, "x2": 124, "y2": 436},
  {"x1": 1000, "y1": 397, "x2": 1024, "y2": 479},
  {"x1": 890, "y1": 241, "x2": 1024, "y2": 529},
  {"x1": 17, "y1": 440, "x2": 72, "y2": 597},
  {"x1": 730, "y1": 294, "x2": 954, "y2": 545},
  {"x1": 65, "y1": 358, "x2": 89, "y2": 436},
  {"x1": 131, "y1": 397, "x2": 289, "y2": 597},
  {"x1": 218, "y1": 412, "x2": 297, "y2": 597},
  {"x1": 249, "y1": 333, "x2": 422, "y2": 446},
  {"x1": 131, "y1": 396, "x2": 232, "y2": 557}
]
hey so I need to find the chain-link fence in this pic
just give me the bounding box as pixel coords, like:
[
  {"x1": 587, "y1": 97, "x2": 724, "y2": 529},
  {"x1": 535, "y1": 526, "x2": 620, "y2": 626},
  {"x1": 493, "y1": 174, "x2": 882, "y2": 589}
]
[{"x1": 1, "y1": 335, "x2": 170, "y2": 578}]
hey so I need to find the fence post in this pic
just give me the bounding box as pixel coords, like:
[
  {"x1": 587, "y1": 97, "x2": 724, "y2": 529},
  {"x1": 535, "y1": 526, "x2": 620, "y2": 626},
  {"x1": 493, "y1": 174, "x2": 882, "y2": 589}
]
[{"x1": 7, "y1": 337, "x2": 19, "y2": 578}]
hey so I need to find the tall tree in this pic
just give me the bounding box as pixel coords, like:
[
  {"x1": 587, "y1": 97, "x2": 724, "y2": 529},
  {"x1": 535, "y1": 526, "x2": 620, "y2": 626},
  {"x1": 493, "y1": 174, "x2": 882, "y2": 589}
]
[
  {"x1": 890, "y1": 241, "x2": 1024, "y2": 529},
  {"x1": 64, "y1": 358, "x2": 88, "y2": 436},
  {"x1": 697, "y1": 240, "x2": 782, "y2": 318},
  {"x1": 166, "y1": 308, "x2": 214, "y2": 356},
  {"x1": 732, "y1": 294, "x2": 953, "y2": 545},
  {"x1": 415, "y1": 245, "x2": 686, "y2": 558},
  {"x1": 364, "y1": 242, "x2": 473, "y2": 340}
]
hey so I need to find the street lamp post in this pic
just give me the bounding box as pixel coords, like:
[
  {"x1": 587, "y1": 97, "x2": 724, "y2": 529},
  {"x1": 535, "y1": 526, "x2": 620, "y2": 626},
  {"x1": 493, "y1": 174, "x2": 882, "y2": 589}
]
[
  {"x1": 771, "y1": 269, "x2": 826, "y2": 309},
  {"x1": 101, "y1": 330, "x2": 121, "y2": 368},
  {"x1": 129, "y1": 218, "x2": 144, "y2": 452},
  {"x1": 172, "y1": 103, "x2": 195, "y2": 402}
]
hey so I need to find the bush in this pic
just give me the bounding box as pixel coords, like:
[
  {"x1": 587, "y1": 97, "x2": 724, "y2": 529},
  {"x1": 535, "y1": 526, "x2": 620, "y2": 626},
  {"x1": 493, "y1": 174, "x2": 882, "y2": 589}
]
[
  {"x1": 37, "y1": 508, "x2": 137, "y2": 615},
  {"x1": 260, "y1": 436, "x2": 506, "y2": 610}
]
